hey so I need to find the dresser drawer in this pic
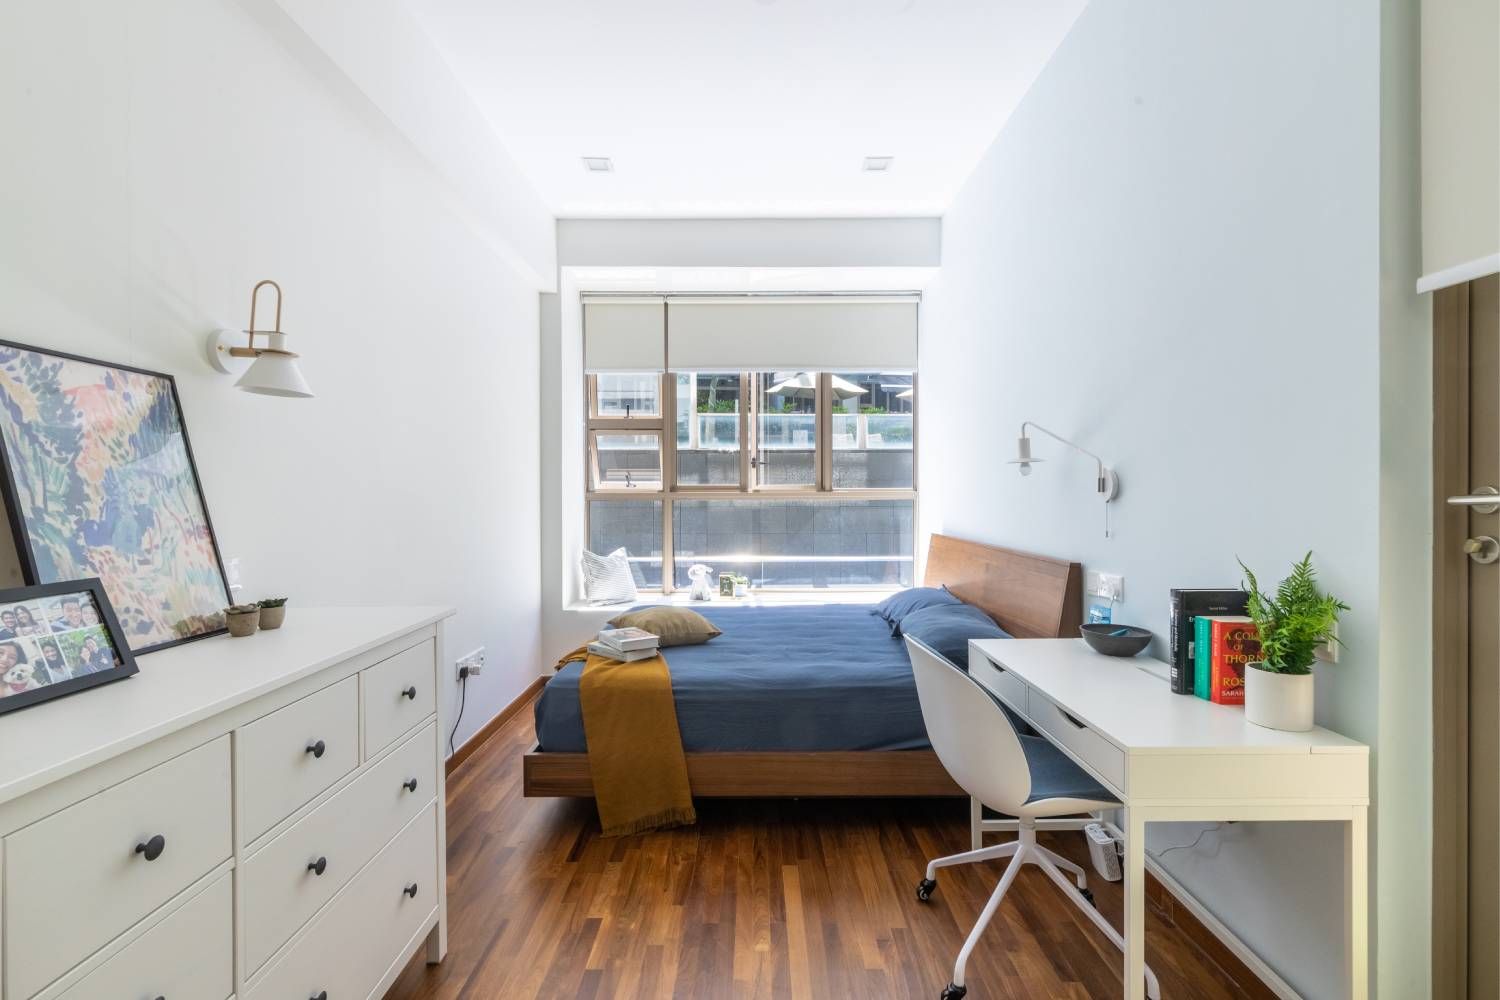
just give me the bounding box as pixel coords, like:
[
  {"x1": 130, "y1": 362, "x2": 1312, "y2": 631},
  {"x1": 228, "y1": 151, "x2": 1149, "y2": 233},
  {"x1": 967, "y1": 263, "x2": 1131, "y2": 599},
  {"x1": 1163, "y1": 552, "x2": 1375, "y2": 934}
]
[
  {"x1": 970, "y1": 647, "x2": 1029, "y2": 712},
  {"x1": 246, "y1": 804, "x2": 439, "y2": 1000},
  {"x1": 4, "y1": 736, "x2": 232, "y2": 1000},
  {"x1": 1026, "y1": 689, "x2": 1128, "y2": 794},
  {"x1": 57, "y1": 871, "x2": 232, "y2": 1000},
  {"x1": 241, "y1": 721, "x2": 438, "y2": 976},
  {"x1": 363, "y1": 639, "x2": 436, "y2": 758},
  {"x1": 239, "y1": 675, "x2": 359, "y2": 842}
]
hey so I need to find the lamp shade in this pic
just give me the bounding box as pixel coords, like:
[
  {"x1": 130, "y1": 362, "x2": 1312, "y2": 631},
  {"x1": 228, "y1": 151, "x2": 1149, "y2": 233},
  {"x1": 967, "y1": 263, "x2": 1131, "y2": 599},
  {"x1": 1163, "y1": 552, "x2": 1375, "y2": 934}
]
[{"x1": 236, "y1": 353, "x2": 313, "y2": 398}]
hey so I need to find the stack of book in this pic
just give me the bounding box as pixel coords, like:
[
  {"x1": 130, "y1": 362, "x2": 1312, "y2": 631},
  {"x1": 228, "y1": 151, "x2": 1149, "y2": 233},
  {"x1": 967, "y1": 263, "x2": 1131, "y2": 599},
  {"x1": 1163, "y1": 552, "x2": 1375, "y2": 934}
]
[
  {"x1": 1167, "y1": 588, "x2": 1248, "y2": 697},
  {"x1": 587, "y1": 627, "x2": 660, "y2": 663},
  {"x1": 1193, "y1": 614, "x2": 1260, "y2": 704}
]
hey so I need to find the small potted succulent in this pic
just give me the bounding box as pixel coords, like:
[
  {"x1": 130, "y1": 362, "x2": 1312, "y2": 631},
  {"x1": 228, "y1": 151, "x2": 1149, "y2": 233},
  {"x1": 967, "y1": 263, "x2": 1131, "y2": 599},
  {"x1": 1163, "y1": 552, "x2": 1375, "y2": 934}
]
[
  {"x1": 1238, "y1": 553, "x2": 1348, "y2": 732},
  {"x1": 225, "y1": 604, "x2": 261, "y2": 638},
  {"x1": 257, "y1": 597, "x2": 289, "y2": 630}
]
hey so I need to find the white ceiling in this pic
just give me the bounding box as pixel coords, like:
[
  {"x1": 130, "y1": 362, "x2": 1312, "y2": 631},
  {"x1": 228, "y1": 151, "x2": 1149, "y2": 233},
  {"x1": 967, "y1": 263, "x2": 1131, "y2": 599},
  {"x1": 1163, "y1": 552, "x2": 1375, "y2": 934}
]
[{"x1": 407, "y1": 0, "x2": 1085, "y2": 218}]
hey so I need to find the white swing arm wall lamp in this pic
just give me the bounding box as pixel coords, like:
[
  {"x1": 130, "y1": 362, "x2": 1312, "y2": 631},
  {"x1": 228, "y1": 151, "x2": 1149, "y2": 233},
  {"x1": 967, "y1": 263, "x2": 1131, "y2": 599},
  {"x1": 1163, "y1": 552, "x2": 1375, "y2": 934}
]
[{"x1": 1007, "y1": 421, "x2": 1120, "y2": 501}]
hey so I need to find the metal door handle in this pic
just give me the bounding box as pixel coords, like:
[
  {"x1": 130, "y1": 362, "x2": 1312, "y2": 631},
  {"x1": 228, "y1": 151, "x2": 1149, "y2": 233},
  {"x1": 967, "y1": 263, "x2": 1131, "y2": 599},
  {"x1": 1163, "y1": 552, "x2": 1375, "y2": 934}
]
[{"x1": 1448, "y1": 486, "x2": 1499, "y2": 514}]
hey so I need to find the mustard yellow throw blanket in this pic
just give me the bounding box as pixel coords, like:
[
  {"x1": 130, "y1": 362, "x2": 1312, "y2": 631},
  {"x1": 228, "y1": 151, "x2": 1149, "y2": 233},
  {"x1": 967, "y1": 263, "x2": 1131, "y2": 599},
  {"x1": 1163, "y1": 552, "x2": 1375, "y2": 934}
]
[{"x1": 555, "y1": 647, "x2": 697, "y2": 837}]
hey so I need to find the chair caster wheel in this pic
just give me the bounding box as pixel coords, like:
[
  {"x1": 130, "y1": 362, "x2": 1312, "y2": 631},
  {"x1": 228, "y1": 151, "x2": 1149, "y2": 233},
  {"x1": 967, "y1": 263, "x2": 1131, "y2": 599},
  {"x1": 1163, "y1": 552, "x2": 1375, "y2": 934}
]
[
  {"x1": 916, "y1": 878, "x2": 937, "y2": 902},
  {"x1": 1080, "y1": 887, "x2": 1096, "y2": 907},
  {"x1": 940, "y1": 984, "x2": 967, "y2": 1000}
]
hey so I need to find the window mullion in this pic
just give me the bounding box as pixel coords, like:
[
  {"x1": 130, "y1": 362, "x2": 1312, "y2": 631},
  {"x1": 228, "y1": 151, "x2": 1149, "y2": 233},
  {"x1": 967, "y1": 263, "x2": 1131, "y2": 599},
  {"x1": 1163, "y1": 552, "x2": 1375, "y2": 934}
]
[
  {"x1": 740, "y1": 371, "x2": 754, "y2": 493},
  {"x1": 817, "y1": 372, "x2": 832, "y2": 491}
]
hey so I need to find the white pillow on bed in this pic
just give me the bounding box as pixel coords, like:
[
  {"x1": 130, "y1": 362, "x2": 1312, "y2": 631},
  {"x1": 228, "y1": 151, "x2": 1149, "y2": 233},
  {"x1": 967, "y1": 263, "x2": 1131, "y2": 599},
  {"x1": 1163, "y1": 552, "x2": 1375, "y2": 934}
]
[{"x1": 581, "y1": 547, "x2": 638, "y2": 605}]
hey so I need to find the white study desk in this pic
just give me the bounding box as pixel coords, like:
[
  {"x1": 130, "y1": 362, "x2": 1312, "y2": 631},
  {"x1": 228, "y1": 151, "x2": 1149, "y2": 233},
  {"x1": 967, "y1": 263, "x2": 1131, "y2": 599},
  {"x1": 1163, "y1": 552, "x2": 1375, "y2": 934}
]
[{"x1": 967, "y1": 638, "x2": 1369, "y2": 1000}]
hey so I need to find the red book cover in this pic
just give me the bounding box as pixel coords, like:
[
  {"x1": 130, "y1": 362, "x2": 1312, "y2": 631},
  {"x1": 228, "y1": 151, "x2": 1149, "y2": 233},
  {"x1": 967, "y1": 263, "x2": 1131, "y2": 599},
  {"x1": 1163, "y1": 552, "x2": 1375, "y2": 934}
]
[{"x1": 1207, "y1": 616, "x2": 1260, "y2": 705}]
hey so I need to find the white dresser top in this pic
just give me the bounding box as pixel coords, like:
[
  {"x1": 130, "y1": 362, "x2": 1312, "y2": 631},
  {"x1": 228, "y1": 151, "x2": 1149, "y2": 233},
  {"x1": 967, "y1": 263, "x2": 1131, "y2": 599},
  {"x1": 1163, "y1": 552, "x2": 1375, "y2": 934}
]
[
  {"x1": 0, "y1": 606, "x2": 453, "y2": 806},
  {"x1": 970, "y1": 638, "x2": 1368, "y2": 755}
]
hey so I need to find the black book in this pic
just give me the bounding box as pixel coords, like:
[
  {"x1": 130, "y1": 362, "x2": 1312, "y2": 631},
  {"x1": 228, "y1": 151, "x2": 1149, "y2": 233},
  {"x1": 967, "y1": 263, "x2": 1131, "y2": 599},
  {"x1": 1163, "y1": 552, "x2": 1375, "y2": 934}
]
[{"x1": 1168, "y1": 588, "x2": 1249, "y2": 694}]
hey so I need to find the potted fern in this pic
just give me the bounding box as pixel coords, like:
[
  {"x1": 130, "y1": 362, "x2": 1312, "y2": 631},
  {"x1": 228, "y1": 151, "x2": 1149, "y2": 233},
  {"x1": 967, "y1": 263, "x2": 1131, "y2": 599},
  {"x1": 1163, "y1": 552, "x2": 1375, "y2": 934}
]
[{"x1": 1237, "y1": 553, "x2": 1348, "y2": 731}]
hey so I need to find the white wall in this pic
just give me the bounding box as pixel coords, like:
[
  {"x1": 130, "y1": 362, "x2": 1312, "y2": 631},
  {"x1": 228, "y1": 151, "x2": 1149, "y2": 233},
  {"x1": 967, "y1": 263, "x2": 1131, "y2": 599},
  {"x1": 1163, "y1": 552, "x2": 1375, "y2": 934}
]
[
  {"x1": 923, "y1": 1, "x2": 1426, "y2": 995},
  {"x1": 0, "y1": 0, "x2": 550, "y2": 754}
]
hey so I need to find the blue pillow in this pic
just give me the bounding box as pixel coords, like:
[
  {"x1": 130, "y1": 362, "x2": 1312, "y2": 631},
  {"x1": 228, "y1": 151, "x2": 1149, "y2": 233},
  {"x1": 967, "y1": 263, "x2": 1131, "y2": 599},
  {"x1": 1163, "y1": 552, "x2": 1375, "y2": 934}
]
[
  {"x1": 871, "y1": 586, "x2": 962, "y2": 636},
  {"x1": 899, "y1": 603, "x2": 1011, "y2": 666}
]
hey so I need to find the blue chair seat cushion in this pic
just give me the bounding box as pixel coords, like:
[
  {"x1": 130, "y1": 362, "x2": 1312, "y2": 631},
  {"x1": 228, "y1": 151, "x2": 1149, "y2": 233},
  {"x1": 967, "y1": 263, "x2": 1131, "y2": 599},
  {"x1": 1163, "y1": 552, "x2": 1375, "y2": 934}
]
[{"x1": 1019, "y1": 735, "x2": 1119, "y2": 806}]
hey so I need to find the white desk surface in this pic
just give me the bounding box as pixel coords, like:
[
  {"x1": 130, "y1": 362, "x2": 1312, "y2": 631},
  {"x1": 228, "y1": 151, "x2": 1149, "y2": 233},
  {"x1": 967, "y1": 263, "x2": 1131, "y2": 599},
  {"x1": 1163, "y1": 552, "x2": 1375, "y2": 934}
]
[
  {"x1": 0, "y1": 606, "x2": 453, "y2": 807},
  {"x1": 970, "y1": 638, "x2": 1367, "y2": 756}
]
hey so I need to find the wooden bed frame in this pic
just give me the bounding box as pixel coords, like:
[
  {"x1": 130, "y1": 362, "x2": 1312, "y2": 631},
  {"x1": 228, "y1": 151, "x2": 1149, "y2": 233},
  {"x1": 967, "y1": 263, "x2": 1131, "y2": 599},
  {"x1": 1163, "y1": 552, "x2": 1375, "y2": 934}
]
[{"x1": 522, "y1": 534, "x2": 1083, "y2": 798}]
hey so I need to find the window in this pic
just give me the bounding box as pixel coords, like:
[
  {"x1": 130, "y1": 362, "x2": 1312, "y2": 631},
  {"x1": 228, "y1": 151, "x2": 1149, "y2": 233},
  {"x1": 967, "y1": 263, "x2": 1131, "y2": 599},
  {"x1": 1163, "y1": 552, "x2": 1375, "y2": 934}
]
[
  {"x1": 592, "y1": 373, "x2": 659, "y2": 418},
  {"x1": 584, "y1": 296, "x2": 918, "y2": 593},
  {"x1": 672, "y1": 499, "x2": 913, "y2": 587},
  {"x1": 588, "y1": 499, "x2": 664, "y2": 588},
  {"x1": 830, "y1": 372, "x2": 913, "y2": 489},
  {"x1": 675, "y1": 372, "x2": 742, "y2": 487}
]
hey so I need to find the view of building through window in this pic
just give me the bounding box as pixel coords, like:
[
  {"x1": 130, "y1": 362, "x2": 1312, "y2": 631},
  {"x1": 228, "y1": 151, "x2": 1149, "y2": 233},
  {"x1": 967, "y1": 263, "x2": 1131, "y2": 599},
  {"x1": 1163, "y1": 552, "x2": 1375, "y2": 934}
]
[{"x1": 587, "y1": 369, "x2": 915, "y2": 590}]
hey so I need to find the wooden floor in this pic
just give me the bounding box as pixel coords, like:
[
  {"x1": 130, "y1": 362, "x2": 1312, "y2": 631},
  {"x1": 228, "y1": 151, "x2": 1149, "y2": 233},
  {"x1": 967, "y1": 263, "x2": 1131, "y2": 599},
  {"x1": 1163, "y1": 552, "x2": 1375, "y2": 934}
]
[{"x1": 386, "y1": 698, "x2": 1258, "y2": 1000}]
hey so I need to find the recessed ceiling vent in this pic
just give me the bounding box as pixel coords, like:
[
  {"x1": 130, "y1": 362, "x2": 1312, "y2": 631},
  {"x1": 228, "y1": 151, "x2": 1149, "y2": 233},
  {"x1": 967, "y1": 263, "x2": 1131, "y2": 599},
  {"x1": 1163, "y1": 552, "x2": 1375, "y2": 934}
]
[
  {"x1": 582, "y1": 156, "x2": 614, "y2": 172},
  {"x1": 862, "y1": 156, "x2": 894, "y2": 172}
]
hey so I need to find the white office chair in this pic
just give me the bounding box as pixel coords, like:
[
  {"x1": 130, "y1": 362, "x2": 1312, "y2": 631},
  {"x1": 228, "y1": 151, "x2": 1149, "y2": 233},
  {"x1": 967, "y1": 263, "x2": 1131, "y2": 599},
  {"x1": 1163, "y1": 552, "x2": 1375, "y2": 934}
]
[{"x1": 905, "y1": 636, "x2": 1161, "y2": 1000}]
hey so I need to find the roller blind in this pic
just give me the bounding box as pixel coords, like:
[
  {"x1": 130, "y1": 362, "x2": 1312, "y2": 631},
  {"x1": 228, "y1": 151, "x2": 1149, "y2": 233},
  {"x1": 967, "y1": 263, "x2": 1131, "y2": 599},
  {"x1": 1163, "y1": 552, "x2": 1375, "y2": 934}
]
[
  {"x1": 666, "y1": 297, "x2": 918, "y2": 371},
  {"x1": 1419, "y1": 0, "x2": 1500, "y2": 292},
  {"x1": 583, "y1": 298, "x2": 665, "y2": 372}
]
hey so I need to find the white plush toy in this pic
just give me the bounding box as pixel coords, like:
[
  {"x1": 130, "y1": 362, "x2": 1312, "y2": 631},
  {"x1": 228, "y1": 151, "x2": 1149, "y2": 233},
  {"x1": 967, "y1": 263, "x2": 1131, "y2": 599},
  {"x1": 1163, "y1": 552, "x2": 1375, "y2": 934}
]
[
  {"x1": 3, "y1": 662, "x2": 37, "y2": 695},
  {"x1": 687, "y1": 563, "x2": 715, "y2": 601}
]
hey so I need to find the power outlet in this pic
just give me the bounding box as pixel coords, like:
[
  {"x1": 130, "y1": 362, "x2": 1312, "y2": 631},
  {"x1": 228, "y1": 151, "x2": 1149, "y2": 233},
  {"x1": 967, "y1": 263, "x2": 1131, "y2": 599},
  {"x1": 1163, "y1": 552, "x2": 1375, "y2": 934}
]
[
  {"x1": 1085, "y1": 571, "x2": 1125, "y2": 602},
  {"x1": 456, "y1": 648, "x2": 485, "y2": 679},
  {"x1": 1314, "y1": 623, "x2": 1339, "y2": 664}
]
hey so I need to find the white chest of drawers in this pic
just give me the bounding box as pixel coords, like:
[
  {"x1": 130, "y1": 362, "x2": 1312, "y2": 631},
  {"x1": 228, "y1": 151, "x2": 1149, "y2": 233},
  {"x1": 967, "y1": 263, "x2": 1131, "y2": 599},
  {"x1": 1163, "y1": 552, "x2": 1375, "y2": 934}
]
[{"x1": 0, "y1": 606, "x2": 453, "y2": 1000}]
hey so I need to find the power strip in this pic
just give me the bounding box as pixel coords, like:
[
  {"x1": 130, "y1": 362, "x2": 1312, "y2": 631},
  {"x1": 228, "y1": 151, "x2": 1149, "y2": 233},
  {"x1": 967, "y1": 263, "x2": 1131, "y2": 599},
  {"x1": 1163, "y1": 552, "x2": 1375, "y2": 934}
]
[{"x1": 1084, "y1": 822, "x2": 1122, "y2": 882}]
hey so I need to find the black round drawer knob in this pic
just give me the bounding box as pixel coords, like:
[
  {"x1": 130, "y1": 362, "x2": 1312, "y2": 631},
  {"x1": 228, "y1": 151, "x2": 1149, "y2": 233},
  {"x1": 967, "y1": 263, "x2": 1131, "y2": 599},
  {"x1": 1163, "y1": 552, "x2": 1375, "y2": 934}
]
[
  {"x1": 307, "y1": 856, "x2": 328, "y2": 876},
  {"x1": 305, "y1": 739, "x2": 326, "y2": 759},
  {"x1": 403, "y1": 882, "x2": 419, "y2": 898},
  {"x1": 401, "y1": 686, "x2": 417, "y2": 700},
  {"x1": 403, "y1": 778, "x2": 419, "y2": 793},
  {"x1": 311, "y1": 992, "x2": 328, "y2": 1000},
  {"x1": 134, "y1": 834, "x2": 166, "y2": 861}
]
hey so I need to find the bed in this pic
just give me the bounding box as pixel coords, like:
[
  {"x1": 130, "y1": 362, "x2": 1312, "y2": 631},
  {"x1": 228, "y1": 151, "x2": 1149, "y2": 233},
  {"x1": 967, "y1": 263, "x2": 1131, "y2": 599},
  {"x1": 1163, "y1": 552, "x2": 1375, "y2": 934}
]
[{"x1": 522, "y1": 534, "x2": 1083, "y2": 798}]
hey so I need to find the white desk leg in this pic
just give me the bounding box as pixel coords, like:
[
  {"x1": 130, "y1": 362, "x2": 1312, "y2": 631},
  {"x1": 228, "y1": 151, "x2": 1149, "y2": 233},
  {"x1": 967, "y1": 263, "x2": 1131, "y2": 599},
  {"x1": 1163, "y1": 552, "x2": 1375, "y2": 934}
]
[
  {"x1": 1344, "y1": 806, "x2": 1369, "y2": 999},
  {"x1": 1124, "y1": 807, "x2": 1147, "y2": 1000},
  {"x1": 970, "y1": 796, "x2": 983, "y2": 850}
]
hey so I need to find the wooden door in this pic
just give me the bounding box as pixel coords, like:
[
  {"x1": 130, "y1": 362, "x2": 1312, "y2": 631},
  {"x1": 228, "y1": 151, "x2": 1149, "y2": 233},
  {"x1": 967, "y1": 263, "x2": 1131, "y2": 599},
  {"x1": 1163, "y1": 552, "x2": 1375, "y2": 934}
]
[{"x1": 1435, "y1": 273, "x2": 1500, "y2": 999}]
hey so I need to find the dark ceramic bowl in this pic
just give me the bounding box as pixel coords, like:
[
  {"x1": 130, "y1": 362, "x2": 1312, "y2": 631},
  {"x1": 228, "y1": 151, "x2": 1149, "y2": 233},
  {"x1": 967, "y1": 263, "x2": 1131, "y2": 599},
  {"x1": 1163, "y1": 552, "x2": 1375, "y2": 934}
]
[{"x1": 1080, "y1": 623, "x2": 1152, "y2": 657}]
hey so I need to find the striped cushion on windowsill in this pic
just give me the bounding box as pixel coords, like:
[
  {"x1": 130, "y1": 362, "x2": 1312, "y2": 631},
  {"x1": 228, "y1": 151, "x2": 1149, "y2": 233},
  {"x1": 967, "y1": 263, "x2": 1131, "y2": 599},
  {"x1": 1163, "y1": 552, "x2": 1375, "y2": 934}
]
[{"x1": 582, "y1": 547, "x2": 639, "y2": 605}]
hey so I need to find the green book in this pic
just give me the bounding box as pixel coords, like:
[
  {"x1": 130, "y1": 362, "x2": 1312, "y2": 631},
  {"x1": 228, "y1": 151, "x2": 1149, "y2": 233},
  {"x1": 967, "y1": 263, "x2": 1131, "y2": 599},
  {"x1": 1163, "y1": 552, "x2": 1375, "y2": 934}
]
[{"x1": 1194, "y1": 615, "x2": 1212, "y2": 700}]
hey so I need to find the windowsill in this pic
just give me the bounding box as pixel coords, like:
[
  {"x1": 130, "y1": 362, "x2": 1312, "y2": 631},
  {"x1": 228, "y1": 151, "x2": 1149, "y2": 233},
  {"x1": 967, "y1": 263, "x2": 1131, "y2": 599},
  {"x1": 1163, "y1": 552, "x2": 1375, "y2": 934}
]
[{"x1": 563, "y1": 588, "x2": 897, "y2": 614}]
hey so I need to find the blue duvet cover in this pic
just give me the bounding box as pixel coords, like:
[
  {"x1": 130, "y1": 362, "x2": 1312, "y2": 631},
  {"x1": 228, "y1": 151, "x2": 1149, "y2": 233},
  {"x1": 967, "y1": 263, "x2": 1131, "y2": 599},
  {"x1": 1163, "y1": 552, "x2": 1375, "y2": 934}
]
[{"x1": 534, "y1": 604, "x2": 930, "y2": 753}]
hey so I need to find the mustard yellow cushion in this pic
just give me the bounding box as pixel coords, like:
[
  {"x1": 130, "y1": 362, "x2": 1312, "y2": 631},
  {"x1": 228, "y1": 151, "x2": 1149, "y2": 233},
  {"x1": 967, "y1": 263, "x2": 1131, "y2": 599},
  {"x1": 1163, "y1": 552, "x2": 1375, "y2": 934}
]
[{"x1": 606, "y1": 607, "x2": 722, "y2": 647}]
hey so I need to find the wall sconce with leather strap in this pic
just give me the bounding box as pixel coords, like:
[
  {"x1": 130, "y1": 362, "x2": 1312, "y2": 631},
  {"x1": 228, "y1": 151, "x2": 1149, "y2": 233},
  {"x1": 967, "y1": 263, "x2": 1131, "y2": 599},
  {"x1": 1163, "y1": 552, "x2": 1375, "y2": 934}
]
[{"x1": 207, "y1": 280, "x2": 314, "y2": 398}]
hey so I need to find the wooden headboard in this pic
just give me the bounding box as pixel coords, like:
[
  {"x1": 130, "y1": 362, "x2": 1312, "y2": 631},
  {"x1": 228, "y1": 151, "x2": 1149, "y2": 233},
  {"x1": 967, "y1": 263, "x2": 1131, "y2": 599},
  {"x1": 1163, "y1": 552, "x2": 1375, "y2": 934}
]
[{"x1": 923, "y1": 534, "x2": 1083, "y2": 639}]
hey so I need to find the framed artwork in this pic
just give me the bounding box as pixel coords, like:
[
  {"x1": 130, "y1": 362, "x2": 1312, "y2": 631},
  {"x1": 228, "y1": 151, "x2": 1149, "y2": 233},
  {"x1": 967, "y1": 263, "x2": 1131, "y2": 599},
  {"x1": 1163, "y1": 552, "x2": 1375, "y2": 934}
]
[
  {"x1": 0, "y1": 579, "x2": 138, "y2": 716},
  {"x1": 0, "y1": 341, "x2": 230, "y2": 653}
]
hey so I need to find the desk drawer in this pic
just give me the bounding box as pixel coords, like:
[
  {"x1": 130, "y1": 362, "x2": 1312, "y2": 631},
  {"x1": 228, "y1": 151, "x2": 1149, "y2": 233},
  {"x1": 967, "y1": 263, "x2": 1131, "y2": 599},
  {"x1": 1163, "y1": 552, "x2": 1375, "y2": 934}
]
[
  {"x1": 1026, "y1": 690, "x2": 1127, "y2": 794},
  {"x1": 246, "y1": 804, "x2": 438, "y2": 1000},
  {"x1": 239, "y1": 675, "x2": 359, "y2": 842},
  {"x1": 241, "y1": 721, "x2": 437, "y2": 975},
  {"x1": 363, "y1": 639, "x2": 436, "y2": 758},
  {"x1": 4, "y1": 736, "x2": 232, "y2": 1000},
  {"x1": 970, "y1": 648, "x2": 1029, "y2": 712},
  {"x1": 58, "y1": 871, "x2": 232, "y2": 1000}
]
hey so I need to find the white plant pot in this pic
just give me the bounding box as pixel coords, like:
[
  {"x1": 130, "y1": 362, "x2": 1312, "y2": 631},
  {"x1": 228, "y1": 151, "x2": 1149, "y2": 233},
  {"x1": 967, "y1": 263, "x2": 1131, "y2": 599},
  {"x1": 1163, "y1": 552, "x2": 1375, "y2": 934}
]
[{"x1": 1244, "y1": 663, "x2": 1315, "y2": 732}]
